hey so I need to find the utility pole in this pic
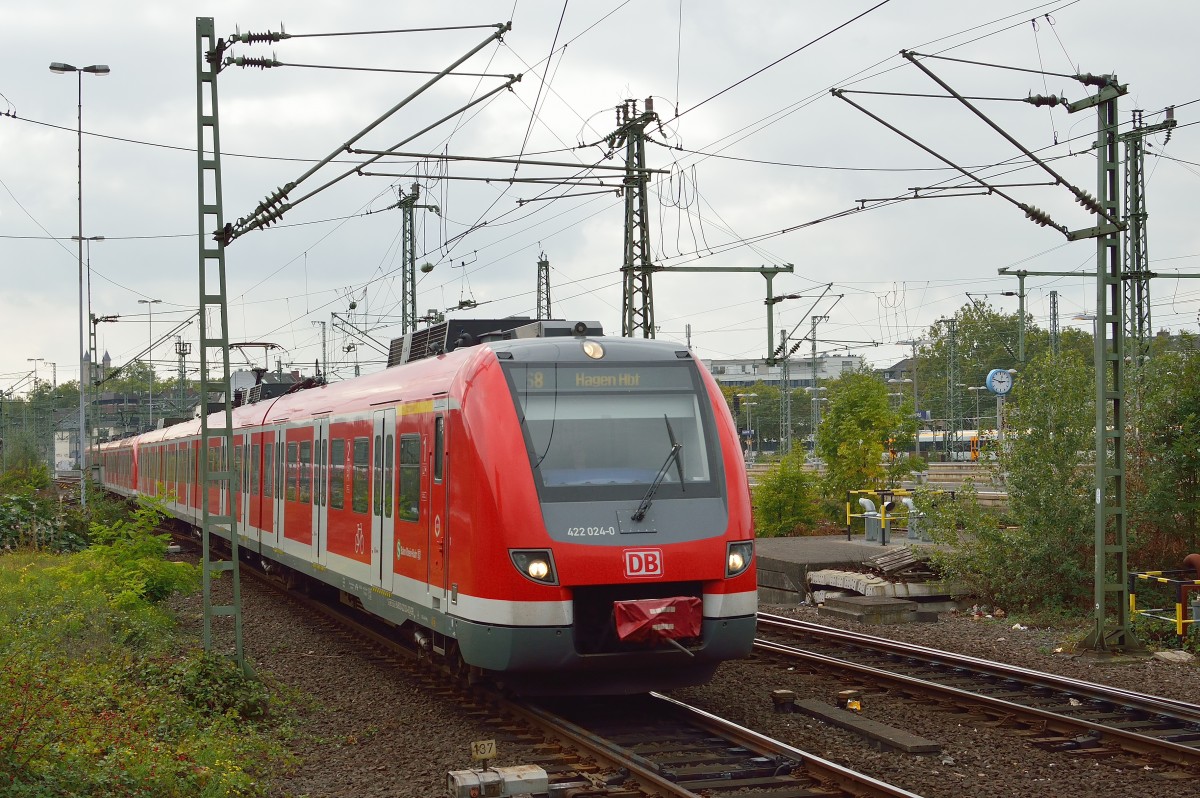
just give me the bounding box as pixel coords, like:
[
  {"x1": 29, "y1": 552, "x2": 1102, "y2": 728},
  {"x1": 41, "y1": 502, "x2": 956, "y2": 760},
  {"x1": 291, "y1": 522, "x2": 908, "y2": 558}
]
[
  {"x1": 1000, "y1": 273, "x2": 1027, "y2": 363},
  {"x1": 778, "y1": 330, "x2": 791, "y2": 456},
  {"x1": 398, "y1": 182, "x2": 439, "y2": 335},
  {"x1": 1049, "y1": 290, "x2": 1060, "y2": 358},
  {"x1": 898, "y1": 338, "x2": 921, "y2": 459},
  {"x1": 536, "y1": 253, "x2": 551, "y2": 320},
  {"x1": 1067, "y1": 73, "x2": 1136, "y2": 653},
  {"x1": 1121, "y1": 107, "x2": 1176, "y2": 360},
  {"x1": 609, "y1": 98, "x2": 658, "y2": 338},
  {"x1": 810, "y1": 315, "x2": 829, "y2": 448},
  {"x1": 943, "y1": 319, "x2": 960, "y2": 461},
  {"x1": 194, "y1": 17, "x2": 244, "y2": 668},
  {"x1": 311, "y1": 321, "x2": 327, "y2": 378},
  {"x1": 175, "y1": 336, "x2": 192, "y2": 414}
]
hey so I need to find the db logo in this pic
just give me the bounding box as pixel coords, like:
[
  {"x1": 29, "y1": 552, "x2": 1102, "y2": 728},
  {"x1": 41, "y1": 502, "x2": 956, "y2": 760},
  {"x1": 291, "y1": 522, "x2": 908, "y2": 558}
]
[{"x1": 624, "y1": 548, "x2": 663, "y2": 578}]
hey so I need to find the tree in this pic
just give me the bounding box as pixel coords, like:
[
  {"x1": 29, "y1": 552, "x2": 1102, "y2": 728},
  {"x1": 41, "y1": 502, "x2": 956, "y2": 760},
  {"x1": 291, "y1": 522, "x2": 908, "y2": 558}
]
[
  {"x1": 815, "y1": 367, "x2": 908, "y2": 513},
  {"x1": 926, "y1": 349, "x2": 1095, "y2": 611},
  {"x1": 751, "y1": 448, "x2": 820, "y2": 537},
  {"x1": 1127, "y1": 337, "x2": 1200, "y2": 566},
  {"x1": 913, "y1": 301, "x2": 1091, "y2": 438}
]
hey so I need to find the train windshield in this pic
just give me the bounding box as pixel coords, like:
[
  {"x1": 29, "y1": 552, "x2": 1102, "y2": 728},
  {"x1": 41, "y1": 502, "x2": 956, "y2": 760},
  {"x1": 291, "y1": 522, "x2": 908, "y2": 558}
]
[{"x1": 503, "y1": 361, "x2": 719, "y2": 501}]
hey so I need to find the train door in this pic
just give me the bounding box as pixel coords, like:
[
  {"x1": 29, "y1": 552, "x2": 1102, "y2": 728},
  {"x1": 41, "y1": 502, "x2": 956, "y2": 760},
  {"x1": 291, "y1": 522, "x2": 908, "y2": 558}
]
[
  {"x1": 239, "y1": 433, "x2": 251, "y2": 537},
  {"x1": 371, "y1": 408, "x2": 396, "y2": 592},
  {"x1": 312, "y1": 418, "x2": 329, "y2": 564},
  {"x1": 272, "y1": 428, "x2": 286, "y2": 547},
  {"x1": 427, "y1": 408, "x2": 449, "y2": 607},
  {"x1": 249, "y1": 433, "x2": 262, "y2": 534}
]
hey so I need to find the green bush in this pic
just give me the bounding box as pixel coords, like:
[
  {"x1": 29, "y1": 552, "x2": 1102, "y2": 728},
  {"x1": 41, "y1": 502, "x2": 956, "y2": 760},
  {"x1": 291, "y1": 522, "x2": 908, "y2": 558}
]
[
  {"x1": 751, "y1": 449, "x2": 821, "y2": 537},
  {"x1": 0, "y1": 543, "x2": 287, "y2": 797}
]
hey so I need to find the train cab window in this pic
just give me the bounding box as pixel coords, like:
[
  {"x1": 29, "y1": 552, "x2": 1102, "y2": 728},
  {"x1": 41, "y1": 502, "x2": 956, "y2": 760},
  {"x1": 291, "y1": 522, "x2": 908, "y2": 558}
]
[
  {"x1": 286, "y1": 443, "x2": 298, "y2": 502},
  {"x1": 398, "y1": 435, "x2": 420, "y2": 522},
  {"x1": 503, "y1": 362, "x2": 718, "y2": 501},
  {"x1": 298, "y1": 441, "x2": 312, "y2": 504},
  {"x1": 251, "y1": 444, "x2": 260, "y2": 496},
  {"x1": 434, "y1": 417, "x2": 444, "y2": 482},
  {"x1": 373, "y1": 434, "x2": 383, "y2": 516},
  {"x1": 384, "y1": 434, "x2": 394, "y2": 519},
  {"x1": 352, "y1": 437, "x2": 370, "y2": 514},
  {"x1": 330, "y1": 438, "x2": 346, "y2": 510},
  {"x1": 263, "y1": 443, "x2": 273, "y2": 498}
]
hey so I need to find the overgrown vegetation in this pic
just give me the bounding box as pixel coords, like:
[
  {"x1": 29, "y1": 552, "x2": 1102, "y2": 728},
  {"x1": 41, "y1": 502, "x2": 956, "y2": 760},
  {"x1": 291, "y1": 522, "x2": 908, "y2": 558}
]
[
  {"x1": 0, "y1": 493, "x2": 290, "y2": 796},
  {"x1": 750, "y1": 448, "x2": 821, "y2": 537}
]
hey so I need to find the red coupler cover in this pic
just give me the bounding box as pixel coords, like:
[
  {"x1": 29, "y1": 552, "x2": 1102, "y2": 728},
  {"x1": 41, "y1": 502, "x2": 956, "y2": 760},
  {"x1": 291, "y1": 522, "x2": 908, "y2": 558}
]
[{"x1": 613, "y1": 596, "x2": 702, "y2": 642}]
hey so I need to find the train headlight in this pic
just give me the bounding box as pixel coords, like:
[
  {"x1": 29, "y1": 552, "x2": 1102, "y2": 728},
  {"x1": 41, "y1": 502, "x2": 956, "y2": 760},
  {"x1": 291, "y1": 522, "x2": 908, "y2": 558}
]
[
  {"x1": 725, "y1": 540, "x2": 754, "y2": 578},
  {"x1": 510, "y1": 549, "x2": 559, "y2": 585}
]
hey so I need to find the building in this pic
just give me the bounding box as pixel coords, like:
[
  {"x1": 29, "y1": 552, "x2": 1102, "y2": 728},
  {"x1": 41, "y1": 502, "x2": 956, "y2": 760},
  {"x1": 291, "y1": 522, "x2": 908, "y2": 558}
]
[{"x1": 704, "y1": 353, "x2": 865, "y2": 389}]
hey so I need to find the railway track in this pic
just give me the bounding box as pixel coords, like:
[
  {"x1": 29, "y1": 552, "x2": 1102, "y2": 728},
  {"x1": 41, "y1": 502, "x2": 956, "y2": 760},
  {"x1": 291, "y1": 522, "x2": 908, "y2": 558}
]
[
  {"x1": 184, "y1": 536, "x2": 921, "y2": 797},
  {"x1": 518, "y1": 693, "x2": 921, "y2": 798},
  {"x1": 757, "y1": 612, "x2": 1200, "y2": 770}
]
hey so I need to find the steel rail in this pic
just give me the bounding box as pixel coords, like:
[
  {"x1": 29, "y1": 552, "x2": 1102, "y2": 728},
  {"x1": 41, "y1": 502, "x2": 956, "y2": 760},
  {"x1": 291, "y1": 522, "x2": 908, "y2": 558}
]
[
  {"x1": 650, "y1": 692, "x2": 924, "y2": 798},
  {"x1": 755, "y1": 616, "x2": 1200, "y2": 766},
  {"x1": 759, "y1": 613, "x2": 1200, "y2": 720}
]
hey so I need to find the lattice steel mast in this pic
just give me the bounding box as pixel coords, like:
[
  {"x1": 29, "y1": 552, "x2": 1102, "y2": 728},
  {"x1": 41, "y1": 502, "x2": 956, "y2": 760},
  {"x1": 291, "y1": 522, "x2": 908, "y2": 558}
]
[
  {"x1": 195, "y1": 17, "x2": 244, "y2": 667},
  {"x1": 609, "y1": 98, "x2": 658, "y2": 338}
]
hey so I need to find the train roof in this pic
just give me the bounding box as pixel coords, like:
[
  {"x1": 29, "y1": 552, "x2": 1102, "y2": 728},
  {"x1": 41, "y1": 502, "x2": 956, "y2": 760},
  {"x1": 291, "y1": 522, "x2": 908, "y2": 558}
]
[{"x1": 99, "y1": 331, "x2": 700, "y2": 449}]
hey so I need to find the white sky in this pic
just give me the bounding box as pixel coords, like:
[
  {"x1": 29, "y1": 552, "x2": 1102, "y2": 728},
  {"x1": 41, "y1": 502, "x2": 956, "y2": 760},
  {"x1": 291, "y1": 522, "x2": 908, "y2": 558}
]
[{"x1": 2, "y1": 0, "x2": 1197, "y2": 392}]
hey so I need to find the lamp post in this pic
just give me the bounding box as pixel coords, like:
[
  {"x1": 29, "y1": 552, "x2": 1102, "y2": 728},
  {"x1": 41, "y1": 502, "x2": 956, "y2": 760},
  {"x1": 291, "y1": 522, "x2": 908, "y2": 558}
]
[
  {"x1": 735, "y1": 392, "x2": 758, "y2": 458},
  {"x1": 51, "y1": 60, "x2": 109, "y2": 506},
  {"x1": 967, "y1": 386, "x2": 984, "y2": 430},
  {"x1": 138, "y1": 299, "x2": 162, "y2": 429}
]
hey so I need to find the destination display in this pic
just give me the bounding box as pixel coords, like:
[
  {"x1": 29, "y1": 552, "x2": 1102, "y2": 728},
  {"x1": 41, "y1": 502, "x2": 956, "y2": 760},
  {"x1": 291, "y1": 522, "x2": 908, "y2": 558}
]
[{"x1": 512, "y1": 364, "x2": 695, "y2": 392}]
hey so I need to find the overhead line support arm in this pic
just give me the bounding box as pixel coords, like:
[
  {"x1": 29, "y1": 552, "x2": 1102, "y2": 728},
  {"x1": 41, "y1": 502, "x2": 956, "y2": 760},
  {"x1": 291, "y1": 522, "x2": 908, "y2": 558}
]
[{"x1": 831, "y1": 88, "x2": 1071, "y2": 238}]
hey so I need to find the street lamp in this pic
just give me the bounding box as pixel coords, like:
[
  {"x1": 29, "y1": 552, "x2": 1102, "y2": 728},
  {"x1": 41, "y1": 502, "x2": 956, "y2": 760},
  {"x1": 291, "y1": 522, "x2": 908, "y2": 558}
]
[
  {"x1": 138, "y1": 299, "x2": 162, "y2": 429},
  {"x1": 51, "y1": 60, "x2": 110, "y2": 507},
  {"x1": 735, "y1": 393, "x2": 757, "y2": 457},
  {"x1": 967, "y1": 386, "x2": 985, "y2": 430},
  {"x1": 743, "y1": 402, "x2": 758, "y2": 456}
]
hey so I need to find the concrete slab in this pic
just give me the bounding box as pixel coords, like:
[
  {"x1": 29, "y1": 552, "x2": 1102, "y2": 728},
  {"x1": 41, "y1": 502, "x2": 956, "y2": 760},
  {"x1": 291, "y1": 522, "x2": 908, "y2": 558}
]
[
  {"x1": 795, "y1": 699, "x2": 941, "y2": 754},
  {"x1": 819, "y1": 595, "x2": 919, "y2": 625}
]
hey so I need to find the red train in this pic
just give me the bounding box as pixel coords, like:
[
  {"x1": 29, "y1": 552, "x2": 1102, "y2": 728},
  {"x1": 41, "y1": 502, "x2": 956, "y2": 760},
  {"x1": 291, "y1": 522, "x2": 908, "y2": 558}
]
[{"x1": 96, "y1": 320, "x2": 757, "y2": 693}]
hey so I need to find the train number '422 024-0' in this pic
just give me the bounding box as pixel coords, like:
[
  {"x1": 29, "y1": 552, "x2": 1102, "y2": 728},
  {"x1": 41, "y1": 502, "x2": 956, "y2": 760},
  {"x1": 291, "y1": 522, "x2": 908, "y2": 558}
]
[{"x1": 567, "y1": 526, "x2": 616, "y2": 536}]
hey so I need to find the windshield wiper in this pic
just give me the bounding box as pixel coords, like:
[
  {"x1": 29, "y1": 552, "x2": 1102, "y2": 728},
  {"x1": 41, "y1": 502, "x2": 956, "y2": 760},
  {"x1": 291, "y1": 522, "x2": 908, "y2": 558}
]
[
  {"x1": 632, "y1": 431, "x2": 683, "y2": 522},
  {"x1": 664, "y1": 415, "x2": 685, "y2": 488}
]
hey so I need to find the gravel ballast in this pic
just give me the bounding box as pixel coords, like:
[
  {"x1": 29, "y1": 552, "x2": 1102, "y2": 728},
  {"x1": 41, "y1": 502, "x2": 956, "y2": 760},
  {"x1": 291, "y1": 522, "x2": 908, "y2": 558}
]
[{"x1": 177, "y1": 571, "x2": 1200, "y2": 798}]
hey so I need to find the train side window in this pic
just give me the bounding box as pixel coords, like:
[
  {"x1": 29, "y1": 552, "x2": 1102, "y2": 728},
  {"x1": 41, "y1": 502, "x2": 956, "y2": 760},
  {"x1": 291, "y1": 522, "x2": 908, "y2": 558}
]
[
  {"x1": 243, "y1": 441, "x2": 251, "y2": 493},
  {"x1": 286, "y1": 442, "x2": 298, "y2": 502},
  {"x1": 373, "y1": 434, "x2": 383, "y2": 516},
  {"x1": 330, "y1": 438, "x2": 346, "y2": 510},
  {"x1": 384, "y1": 434, "x2": 394, "y2": 519},
  {"x1": 299, "y1": 441, "x2": 312, "y2": 504},
  {"x1": 352, "y1": 437, "x2": 370, "y2": 514},
  {"x1": 398, "y1": 435, "x2": 419, "y2": 522},
  {"x1": 263, "y1": 442, "x2": 274, "y2": 498},
  {"x1": 434, "y1": 416, "x2": 444, "y2": 482}
]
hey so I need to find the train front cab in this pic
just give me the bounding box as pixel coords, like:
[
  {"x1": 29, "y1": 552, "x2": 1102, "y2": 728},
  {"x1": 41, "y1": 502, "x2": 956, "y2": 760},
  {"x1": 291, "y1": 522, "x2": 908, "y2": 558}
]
[{"x1": 449, "y1": 338, "x2": 757, "y2": 693}]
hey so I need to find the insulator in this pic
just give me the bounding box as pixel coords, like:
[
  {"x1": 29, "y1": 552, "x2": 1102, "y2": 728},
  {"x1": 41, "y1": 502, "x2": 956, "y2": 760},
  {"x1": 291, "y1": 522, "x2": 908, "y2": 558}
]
[
  {"x1": 1074, "y1": 72, "x2": 1111, "y2": 87},
  {"x1": 1024, "y1": 94, "x2": 1064, "y2": 108},
  {"x1": 1073, "y1": 190, "x2": 1102, "y2": 214},
  {"x1": 228, "y1": 56, "x2": 280, "y2": 70},
  {"x1": 1020, "y1": 203, "x2": 1053, "y2": 227},
  {"x1": 233, "y1": 29, "x2": 288, "y2": 44}
]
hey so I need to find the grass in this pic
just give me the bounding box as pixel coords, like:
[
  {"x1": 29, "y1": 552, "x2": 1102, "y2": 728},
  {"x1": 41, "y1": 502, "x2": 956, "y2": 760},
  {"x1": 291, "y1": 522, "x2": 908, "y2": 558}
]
[{"x1": 0, "y1": 496, "x2": 294, "y2": 797}]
